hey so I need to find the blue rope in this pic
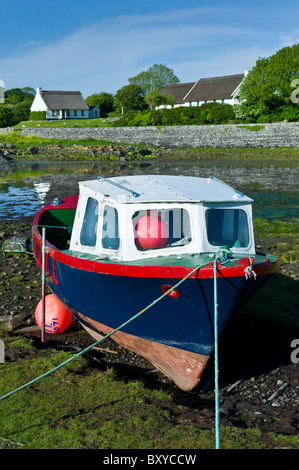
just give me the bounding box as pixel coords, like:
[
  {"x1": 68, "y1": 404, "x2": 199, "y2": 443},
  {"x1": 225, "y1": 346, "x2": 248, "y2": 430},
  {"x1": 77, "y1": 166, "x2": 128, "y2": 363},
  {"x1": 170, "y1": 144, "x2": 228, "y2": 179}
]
[{"x1": 214, "y1": 255, "x2": 220, "y2": 449}]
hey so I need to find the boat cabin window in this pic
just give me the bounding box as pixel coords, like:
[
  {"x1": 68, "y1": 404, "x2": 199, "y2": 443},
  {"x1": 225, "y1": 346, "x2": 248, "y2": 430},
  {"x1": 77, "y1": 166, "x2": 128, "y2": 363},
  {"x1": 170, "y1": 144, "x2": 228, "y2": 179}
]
[
  {"x1": 80, "y1": 197, "x2": 99, "y2": 247},
  {"x1": 133, "y1": 208, "x2": 191, "y2": 251},
  {"x1": 205, "y1": 208, "x2": 249, "y2": 248},
  {"x1": 102, "y1": 205, "x2": 120, "y2": 250}
]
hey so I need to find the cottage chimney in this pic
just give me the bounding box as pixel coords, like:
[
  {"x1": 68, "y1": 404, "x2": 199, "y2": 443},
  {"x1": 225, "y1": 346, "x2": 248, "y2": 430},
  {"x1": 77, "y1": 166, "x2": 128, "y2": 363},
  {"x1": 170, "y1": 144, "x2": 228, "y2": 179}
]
[{"x1": 36, "y1": 87, "x2": 42, "y2": 95}]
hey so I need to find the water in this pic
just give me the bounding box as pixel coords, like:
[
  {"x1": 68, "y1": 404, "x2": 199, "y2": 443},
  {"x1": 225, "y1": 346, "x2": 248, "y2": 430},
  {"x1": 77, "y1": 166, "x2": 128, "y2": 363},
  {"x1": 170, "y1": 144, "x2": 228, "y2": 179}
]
[{"x1": 0, "y1": 160, "x2": 298, "y2": 221}]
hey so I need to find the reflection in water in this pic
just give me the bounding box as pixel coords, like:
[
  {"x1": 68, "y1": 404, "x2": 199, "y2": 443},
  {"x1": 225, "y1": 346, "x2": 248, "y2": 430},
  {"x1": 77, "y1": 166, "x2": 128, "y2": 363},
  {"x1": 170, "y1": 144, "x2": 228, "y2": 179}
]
[
  {"x1": 33, "y1": 182, "x2": 51, "y2": 204},
  {"x1": 0, "y1": 161, "x2": 298, "y2": 220}
]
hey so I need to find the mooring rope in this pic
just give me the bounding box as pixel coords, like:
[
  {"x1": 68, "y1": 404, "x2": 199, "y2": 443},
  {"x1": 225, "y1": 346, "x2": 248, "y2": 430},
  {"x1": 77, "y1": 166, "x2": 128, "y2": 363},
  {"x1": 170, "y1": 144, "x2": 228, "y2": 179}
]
[
  {"x1": 214, "y1": 254, "x2": 220, "y2": 449},
  {"x1": 0, "y1": 250, "x2": 225, "y2": 449}
]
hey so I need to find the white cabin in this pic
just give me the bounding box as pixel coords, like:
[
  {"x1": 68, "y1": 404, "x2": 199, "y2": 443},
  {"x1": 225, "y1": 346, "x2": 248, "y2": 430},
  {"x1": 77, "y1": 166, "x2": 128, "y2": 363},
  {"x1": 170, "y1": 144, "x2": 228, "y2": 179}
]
[
  {"x1": 30, "y1": 87, "x2": 89, "y2": 120},
  {"x1": 69, "y1": 175, "x2": 255, "y2": 262}
]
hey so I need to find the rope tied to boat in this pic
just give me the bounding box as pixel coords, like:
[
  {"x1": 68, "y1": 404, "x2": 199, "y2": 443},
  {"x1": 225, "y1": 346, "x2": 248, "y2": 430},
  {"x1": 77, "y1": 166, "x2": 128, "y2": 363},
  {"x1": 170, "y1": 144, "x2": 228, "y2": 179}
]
[{"x1": 244, "y1": 256, "x2": 257, "y2": 280}]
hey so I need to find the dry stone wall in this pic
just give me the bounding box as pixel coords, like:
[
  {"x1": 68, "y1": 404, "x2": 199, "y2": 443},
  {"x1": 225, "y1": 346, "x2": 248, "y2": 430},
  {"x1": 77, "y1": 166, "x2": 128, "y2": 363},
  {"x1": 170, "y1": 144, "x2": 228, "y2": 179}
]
[{"x1": 3, "y1": 122, "x2": 299, "y2": 148}]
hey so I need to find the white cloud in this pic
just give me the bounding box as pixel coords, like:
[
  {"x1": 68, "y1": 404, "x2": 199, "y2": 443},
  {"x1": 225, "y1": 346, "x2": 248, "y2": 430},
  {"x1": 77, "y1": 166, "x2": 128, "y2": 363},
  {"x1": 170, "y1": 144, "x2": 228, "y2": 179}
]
[
  {"x1": 172, "y1": 46, "x2": 275, "y2": 82},
  {"x1": 0, "y1": 7, "x2": 282, "y2": 96},
  {"x1": 279, "y1": 32, "x2": 299, "y2": 48}
]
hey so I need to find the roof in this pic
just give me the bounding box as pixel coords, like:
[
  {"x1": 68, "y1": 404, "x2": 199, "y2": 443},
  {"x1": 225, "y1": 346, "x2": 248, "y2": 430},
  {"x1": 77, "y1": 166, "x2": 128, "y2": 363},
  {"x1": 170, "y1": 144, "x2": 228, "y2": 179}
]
[
  {"x1": 80, "y1": 175, "x2": 253, "y2": 204},
  {"x1": 161, "y1": 73, "x2": 245, "y2": 104},
  {"x1": 185, "y1": 74, "x2": 245, "y2": 102},
  {"x1": 40, "y1": 91, "x2": 89, "y2": 110},
  {"x1": 161, "y1": 82, "x2": 195, "y2": 104}
]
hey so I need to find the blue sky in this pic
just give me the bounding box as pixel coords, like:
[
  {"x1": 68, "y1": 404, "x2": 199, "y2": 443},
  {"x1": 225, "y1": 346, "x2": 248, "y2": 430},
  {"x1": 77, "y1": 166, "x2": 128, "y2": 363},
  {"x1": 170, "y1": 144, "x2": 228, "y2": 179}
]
[{"x1": 0, "y1": 0, "x2": 298, "y2": 98}]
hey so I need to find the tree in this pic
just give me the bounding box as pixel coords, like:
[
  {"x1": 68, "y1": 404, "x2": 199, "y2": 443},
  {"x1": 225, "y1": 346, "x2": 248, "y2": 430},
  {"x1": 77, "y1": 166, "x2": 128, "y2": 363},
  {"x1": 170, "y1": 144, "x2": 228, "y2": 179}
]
[
  {"x1": 145, "y1": 90, "x2": 174, "y2": 110},
  {"x1": 85, "y1": 92, "x2": 114, "y2": 117},
  {"x1": 114, "y1": 84, "x2": 147, "y2": 115},
  {"x1": 237, "y1": 44, "x2": 299, "y2": 122},
  {"x1": 128, "y1": 64, "x2": 180, "y2": 96},
  {"x1": 0, "y1": 105, "x2": 13, "y2": 127},
  {"x1": 5, "y1": 87, "x2": 34, "y2": 105}
]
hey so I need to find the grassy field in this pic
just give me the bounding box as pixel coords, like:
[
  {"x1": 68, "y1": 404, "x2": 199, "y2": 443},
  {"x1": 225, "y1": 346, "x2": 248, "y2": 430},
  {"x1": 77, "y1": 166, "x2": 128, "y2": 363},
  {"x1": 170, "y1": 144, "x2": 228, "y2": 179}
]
[
  {"x1": 12, "y1": 118, "x2": 115, "y2": 129},
  {"x1": 0, "y1": 331, "x2": 298, "y2": 450}
]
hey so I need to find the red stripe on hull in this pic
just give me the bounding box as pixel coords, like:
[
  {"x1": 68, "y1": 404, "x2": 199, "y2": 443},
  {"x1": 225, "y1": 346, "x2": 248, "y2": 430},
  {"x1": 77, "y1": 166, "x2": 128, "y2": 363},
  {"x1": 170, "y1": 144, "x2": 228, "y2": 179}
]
[
  {"x1": 33, "y1": 229, "x2": 279, "y2": 280},
  {"x1": 32, "y1": 196, "x2": 280, "y2": 281},
  {"x1": 76, "y1": 311, "x2": 210, "y2": 391}
]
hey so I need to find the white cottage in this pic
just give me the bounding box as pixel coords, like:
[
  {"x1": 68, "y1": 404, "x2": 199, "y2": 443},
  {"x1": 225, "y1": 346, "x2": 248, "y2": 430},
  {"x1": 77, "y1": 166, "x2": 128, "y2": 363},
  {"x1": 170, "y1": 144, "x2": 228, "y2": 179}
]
[
  {"x1": 30, "y1": 87, "x2": 89, "y2": 120},
  {"x1": 159, "y1": 73, "x2": 247, "y2": 109},
  {"x1": 88, "y1": 105, "x2": 101, "y2": 118}
]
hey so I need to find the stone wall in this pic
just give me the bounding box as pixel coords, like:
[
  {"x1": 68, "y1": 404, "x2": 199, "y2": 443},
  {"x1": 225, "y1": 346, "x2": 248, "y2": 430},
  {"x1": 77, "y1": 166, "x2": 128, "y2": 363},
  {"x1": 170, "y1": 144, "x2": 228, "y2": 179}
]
[{"x1": 3, "y1": 122, "x2": 299, "y2": 148}]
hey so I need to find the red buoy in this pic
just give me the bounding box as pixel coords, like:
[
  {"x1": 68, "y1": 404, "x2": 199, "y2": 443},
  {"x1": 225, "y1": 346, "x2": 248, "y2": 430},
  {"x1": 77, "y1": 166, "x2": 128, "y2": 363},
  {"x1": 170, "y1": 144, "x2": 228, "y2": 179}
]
[
  {"x1": 35, "y1": 294, "x2": 72, "y2": 334},
  {"x1": 135, "y1": 215, "x2": 168, "y2": 250}
]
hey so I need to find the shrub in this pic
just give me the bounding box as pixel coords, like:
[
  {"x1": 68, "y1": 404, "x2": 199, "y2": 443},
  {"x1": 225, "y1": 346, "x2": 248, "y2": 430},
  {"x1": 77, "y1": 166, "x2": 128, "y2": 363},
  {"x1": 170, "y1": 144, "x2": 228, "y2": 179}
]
[
  {"x1": 29, "y1": 111, "x2": 47, "y2": 121},
  {"x1": 113, "y1": 102, "x2": 236, "y2": 127}
]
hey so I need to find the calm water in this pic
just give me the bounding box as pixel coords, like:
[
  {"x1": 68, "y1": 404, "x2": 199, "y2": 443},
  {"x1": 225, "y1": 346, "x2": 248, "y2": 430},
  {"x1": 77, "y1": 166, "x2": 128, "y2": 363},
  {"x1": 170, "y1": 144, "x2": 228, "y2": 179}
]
[{"x1": 0, "y1": 160, "x2": 298, "y2": 221}]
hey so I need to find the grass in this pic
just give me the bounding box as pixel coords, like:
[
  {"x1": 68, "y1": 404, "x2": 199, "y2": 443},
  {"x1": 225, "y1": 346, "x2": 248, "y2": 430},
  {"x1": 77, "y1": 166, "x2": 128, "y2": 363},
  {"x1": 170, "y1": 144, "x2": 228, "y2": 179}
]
[
  {"x1": 236, "y1": 125, "x2": 265, "y2": 132},
  {"x1": 0, "y1": 130, "x2": 115, "y2": 149},
  {"x1": 12, "y1": 118, "x2": 115, "y2": 129},
  {"x1": 0, "y1": 339, "x2": 206, "y2": 449},
  {"x1": 1, "y1": 333, "x2": 298, "y2": 450}
]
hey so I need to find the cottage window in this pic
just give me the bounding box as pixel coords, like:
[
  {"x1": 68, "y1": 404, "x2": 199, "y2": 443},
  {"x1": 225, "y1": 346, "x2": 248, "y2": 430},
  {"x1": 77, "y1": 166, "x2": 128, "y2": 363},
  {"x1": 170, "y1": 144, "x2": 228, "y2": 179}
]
[
  {"x1": 81, "y1": 110, "x2": 84, "y2": 116},
  {"x1": 74, "y1": 110, "x2": 77, "y2": 116},
  {"x1": 133, "y1": 209, "x2": 191, "y2": 251},
  {"x1": 80, "y1": 197, "x2": 99, "y2": 247},
  {"x1": 205, "y1": 209, "x2": 249, "y2": 248},
  {"x1": 102, "y1": 205, "x2": 120, "y2": 250}
]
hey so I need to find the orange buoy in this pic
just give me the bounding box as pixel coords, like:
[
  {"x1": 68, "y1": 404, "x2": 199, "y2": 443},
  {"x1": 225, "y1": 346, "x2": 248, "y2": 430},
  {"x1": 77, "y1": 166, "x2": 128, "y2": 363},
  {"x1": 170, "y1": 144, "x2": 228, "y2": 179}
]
[
  {"x1": 135, "y1": 215, "x2": 169, "y2": 250},
  {"x1": 35, "y1": 294, "x2": 72, "y2": 334}
]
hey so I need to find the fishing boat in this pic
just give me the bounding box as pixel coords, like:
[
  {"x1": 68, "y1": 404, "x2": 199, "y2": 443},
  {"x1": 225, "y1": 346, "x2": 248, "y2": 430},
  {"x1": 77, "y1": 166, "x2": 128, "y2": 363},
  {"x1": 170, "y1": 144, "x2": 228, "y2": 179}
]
[{"x1": 32, "y1": 175, "x2": 279, "y2": 391}]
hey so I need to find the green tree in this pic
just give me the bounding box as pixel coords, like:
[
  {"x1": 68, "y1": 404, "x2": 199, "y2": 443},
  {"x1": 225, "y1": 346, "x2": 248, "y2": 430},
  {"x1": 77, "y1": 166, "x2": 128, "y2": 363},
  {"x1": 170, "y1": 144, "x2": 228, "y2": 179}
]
[
  {"x1": 5, "y1": 87, "x2": 34, "y2": 105},
  {"x1": 0, "y1": 105, "x2": 13, "y2": 127},
  {"x1": 145, "y1": 90, "x2": 174, "y2": 110},
  {"x1": 12, "y1": 101, "x2": 31, "y2": 122},
  {"x1": 237, "y1": 44, "x2": 299, "y2": 122},
  {"x1": 85, "y1": 92, "x2": 114, "y2": 117},
  {"x1": 114, "y1": 84, "x2": 147, "y2": 115},
  {"x1": 128, "y1": 64, "x2": 180, "y2": 96}
]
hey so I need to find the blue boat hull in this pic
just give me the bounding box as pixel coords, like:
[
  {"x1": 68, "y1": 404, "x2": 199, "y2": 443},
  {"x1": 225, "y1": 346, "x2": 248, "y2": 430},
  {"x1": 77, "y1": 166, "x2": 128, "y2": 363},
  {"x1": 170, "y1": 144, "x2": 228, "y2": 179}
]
[
  {"x1": 50, "y1": 260, "x2": 262, "y2": 354},
  {"x1": 41, "y1": 257, "x2": 270, "y2": 389}
]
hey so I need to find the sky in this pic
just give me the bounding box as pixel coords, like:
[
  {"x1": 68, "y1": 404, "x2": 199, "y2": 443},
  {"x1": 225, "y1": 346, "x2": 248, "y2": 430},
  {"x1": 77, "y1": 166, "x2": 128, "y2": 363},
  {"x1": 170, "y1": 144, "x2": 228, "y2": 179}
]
[{"x1": 0, "y1": 0, "x2": 299, "y2": 98}]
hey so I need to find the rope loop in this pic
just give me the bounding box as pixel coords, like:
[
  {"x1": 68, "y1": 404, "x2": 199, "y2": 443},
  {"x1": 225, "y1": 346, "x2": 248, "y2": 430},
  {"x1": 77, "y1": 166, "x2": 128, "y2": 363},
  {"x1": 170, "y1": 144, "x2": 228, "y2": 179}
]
[{"x1": 244, "y1": 256, "x2": 257, "y2": 280}]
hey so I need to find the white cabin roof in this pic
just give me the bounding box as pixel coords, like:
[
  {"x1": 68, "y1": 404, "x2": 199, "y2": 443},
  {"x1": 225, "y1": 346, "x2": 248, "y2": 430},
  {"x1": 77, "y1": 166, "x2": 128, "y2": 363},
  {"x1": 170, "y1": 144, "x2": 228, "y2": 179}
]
[{"x1": 80, "y1": 175, "x2": 253, "y2": 204}]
